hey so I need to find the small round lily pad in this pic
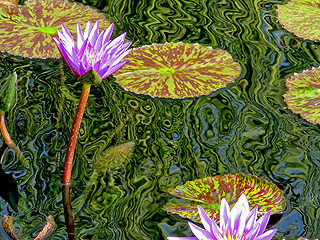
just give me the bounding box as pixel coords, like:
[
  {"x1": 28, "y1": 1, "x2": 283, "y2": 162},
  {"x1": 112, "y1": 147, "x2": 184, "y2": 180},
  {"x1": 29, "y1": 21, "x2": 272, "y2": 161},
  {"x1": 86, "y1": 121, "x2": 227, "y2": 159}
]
[
  {"x1": 163, "y1": 173, "x2": 285, "y2": 223},
  {"x1": 113, "y1": 42, "x2": 241, "y2": 99},
  {"x1": 0, "y1": 0, "x2": 111, "y2": 59},
  {"x1": 277, "y1": 0, "x2": 320, "y2": 41},
  {"x1": 284, "y1": 67, "x2": 320, "y2": 124}
]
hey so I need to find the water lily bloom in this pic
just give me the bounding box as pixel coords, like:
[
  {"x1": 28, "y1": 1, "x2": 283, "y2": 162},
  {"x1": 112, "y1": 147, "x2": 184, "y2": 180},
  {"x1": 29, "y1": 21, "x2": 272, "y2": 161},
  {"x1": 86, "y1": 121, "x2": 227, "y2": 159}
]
[
  {"x1": 168, "y1": 193, "x2": 277, "y2": 240},
  {"x1": 53, "y1": 20, "x2": 131, "y2": 80}
]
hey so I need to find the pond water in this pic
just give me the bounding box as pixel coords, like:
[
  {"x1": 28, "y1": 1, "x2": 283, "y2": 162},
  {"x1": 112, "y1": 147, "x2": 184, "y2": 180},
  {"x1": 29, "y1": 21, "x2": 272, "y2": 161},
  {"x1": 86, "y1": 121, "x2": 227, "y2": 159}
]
[{"x1": 1, "y1": 0, "x2": 320, "y2": 239}]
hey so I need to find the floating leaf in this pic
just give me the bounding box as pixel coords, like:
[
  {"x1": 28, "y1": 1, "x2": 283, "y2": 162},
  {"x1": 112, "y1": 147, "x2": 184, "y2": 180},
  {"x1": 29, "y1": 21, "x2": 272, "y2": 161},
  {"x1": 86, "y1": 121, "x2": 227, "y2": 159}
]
[
  {"x1": 277, "y1": 0, "x2": 320, "y2": 41},
  {"x1": 113, "y1": 42, "x2": 241, "y2": 99},
  {"x1": 284, "y1": 67, "x2": 320, "y2": 124},
  {"x1": 0, "y1": 0, "x2": 111, "y2": 58},
  {"x1": 0, "y1": 0, "x2": 18, "y2": 5},
  {"x1": 0, "y1": 72, "x2": 17, "y2": 113},
  {"x1": 163, "y1": 173, "x2": 285, "y2": 223}
]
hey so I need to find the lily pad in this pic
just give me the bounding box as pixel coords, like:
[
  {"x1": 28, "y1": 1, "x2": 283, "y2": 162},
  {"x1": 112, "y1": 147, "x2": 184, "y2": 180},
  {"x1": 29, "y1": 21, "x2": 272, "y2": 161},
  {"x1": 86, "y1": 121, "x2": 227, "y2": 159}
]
[
  {"x1": 113, "y1": 42, "x2": 241, "y2": 99},
  {"x1": 284, "y1": 67, "x2": 320, "y2": 124},
  {"x1": 0, "y1": 0, "x2": 111, "y2": 59},
  {"x1": 277, "y1": 0, "x2": 320, "y2": 41},
  {"x1": 163, "y1": 173, "x2": 285, "y2": 223}
]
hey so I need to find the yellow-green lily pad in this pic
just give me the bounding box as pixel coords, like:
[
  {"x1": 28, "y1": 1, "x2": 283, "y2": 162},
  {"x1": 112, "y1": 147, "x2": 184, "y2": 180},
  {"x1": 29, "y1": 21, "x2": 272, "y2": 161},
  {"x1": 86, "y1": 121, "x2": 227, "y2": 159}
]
[
  {"x1": 284, "y1": 67, "x2": 320, "y2": 124},
  {"x1": 0, "y1": 0, "x2": 110, "y2": 59},
  {"x1": 277, "y1": 0, "x2": 320, "y2": 41},
  {"x1": 163, "y1": 174, "x2": 286, "y2": 223},
  {"x1": 113, "y1": 42, "x2": 241, "y2": 99}
]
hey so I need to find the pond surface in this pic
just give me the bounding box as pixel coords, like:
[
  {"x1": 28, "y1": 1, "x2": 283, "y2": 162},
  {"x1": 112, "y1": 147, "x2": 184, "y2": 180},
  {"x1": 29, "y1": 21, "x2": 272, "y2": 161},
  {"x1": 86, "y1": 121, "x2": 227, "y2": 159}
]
[{"x1": 1, "y1": 0, "x2": 320, "y2": 239}]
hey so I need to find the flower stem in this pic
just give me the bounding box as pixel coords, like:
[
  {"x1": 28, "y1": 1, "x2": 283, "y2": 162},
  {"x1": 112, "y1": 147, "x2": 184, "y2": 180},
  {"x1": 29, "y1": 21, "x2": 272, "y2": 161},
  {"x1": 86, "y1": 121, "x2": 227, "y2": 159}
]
[
  {"x1": 0, "y1": 111, "x2": 23, "y2": 161},
  {"x1": 62, "y1": 184, "x2": 75, "y2": 240},
  {"x1": 62, "y1": 83, "x2": 91, "y2": 184}
]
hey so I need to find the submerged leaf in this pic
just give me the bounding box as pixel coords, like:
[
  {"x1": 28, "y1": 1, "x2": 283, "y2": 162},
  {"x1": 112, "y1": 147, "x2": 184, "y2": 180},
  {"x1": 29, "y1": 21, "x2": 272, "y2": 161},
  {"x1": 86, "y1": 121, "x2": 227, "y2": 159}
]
[
  {"x1": 85, "y1": 142, "x2": 135, "y2": 192},
  {"x1": 2, "y1": 215, "x2": 54, "y2": 240},
  {"x1": 163, "y1": 173, "x2": 285, "y2": 222},
  {"x1": 114, "y1": 42, "x2": 241, "y2": 99},
  {"x1": 34, "y1": 216, "x2": 55, "y2": 240},
  {"x1": 0, "y1": 0, "x2": 111, "y2": 58},
  {"x1": 0, "y1": 72, "x2": 17, "y2": 113},
  {"x1": 95, "y1": 141, "x2": 135, "y2": 173},
  {"x1": 277, "y1": 0, "x2": 320, "y2": 41},
  {"x1": 284, "y1": 67, "x2": 320, "y2": 124}
]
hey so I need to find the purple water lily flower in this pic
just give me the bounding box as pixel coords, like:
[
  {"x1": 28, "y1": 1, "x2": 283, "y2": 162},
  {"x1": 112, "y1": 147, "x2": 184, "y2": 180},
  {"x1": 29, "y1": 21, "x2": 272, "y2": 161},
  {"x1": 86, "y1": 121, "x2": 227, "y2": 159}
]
[
  {"x1": 53, "y1": 20, "x2": 131, "y2": 80},
  {"x1": 168, "y1": 193, "x2": 277, "y2": 240}
]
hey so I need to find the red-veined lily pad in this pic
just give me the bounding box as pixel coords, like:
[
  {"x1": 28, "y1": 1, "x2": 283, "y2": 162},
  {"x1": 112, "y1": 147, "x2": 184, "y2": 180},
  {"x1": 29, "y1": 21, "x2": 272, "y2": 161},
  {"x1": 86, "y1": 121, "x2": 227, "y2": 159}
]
[
  {"x1": 113, "y1": 42, "x2": 241, "y2": 99},
  {"x1": 163, "y1": 173, "x2": 285, "y2": 223},
  {"x1": 277, "y1": 0, "x2": 320, "y2": 41},
  {"x1": 0, "y1": 0, "x2": 111, "y2": 59},
  {"x1": 284, "y1": 67, "x2": 320, "y2": 124}
]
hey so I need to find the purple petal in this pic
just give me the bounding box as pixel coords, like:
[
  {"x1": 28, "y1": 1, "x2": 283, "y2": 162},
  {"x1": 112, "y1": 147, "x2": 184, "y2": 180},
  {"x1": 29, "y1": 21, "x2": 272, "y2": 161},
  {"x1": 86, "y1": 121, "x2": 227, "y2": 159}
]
[
  {"x1": 231, "y1": 194, "x2": 250, "y2": 217},
  {"x1": 256, "y1": 212, "x2": 271, "y2": 236},
  {"x1": 61, "y1": 23, "x2": 74, "y2": 44},
  {"x1": 167, "y1": 237, "x2": 198, "y2": 240},
  {"x1": 188, "y1": 222, "x2": 214, "y2": 240},
  {"x1": 107, "y1": 32, "x2": 126, "y2": 49},
  {"x1": 100, "y1": 60, "x2": 128, "y2": 79},
  {"x1": 211, "y1": 220, "x2": 222, "y2": 238},
  {"x1": 256, "y1": 229, "x2": 277, "y2": 240},
  {"x1": 83, "y1": 20, "x2": 93, "y2": 39},
  {"x1": 97, "y1": 66, "x2": 110, "y2": 79},
  {"x1": 93, "y1": 60, "x2": 101, "y2": 73},
  {"x1": 77, "y1": 22, "x2": 85, "y2": 49},
  {"x1": 231, "y1": 207, "x2": 246, "y2": 237},
  {"x1": 109, "y1": 49, "x2": 131, "y2": 67},
  {"x1": 78, "y1": 39, "x2": 89, "y2": 61},
  {"x1": 102, "y1": 23, "x2": 114, "y2": 44},
  {"x1": 245, "y1": 206, "x2": 258, "y2": 233},
  {"x1": 89, "y1": 21, "x2": 100, "y2": 46},
  {"x1": 219, "y1": 198, "x2": 230, "y2": 232},
  {"x1": 94, "y1": 29, "x2": 106, "y2": 50},
  {"x1": 197, "y1": 205, "x2": 212, "y2": 233},
  {"x1": 121, "y1": 41, "x2": 132, "y2": 51},
  {"x1": 245, "y1": 222, "x2": 260, "y2": 240}
]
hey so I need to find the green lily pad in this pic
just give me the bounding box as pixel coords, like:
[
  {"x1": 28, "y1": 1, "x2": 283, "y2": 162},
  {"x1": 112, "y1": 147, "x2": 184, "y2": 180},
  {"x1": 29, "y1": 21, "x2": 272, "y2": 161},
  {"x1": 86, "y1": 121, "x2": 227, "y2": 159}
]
[
  {"x1": 163, "y1": 173, "x2": 285, "y2": 223},
  {"x1": 113, "y1": 42, "x2": 241, "y2": 99},
  {"x1": 0, "y1": 0, "x2": 111, "y2": 59},
  {"x1": 277, "y1": 0, "x2": 320, "y2": 41},
  {"x1": 284, "y1": 67, "x2": 320, "y2": 124}
]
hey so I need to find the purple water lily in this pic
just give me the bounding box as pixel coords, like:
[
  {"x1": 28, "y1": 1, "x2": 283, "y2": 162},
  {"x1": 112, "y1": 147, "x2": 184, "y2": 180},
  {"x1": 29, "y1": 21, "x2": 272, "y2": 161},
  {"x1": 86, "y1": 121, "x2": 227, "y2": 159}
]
[
  {"x1": 53, "y1": 20, "x2": 131, "y2": 80},
  {"x1": 168, "y1": 193, "x2": 277, "y2": 240}
]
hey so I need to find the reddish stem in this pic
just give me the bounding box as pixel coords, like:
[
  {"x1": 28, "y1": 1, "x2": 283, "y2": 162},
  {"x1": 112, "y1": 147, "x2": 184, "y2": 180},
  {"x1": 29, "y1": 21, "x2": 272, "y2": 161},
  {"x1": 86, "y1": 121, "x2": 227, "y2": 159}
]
[
  {"x1": 62, "y1": 184, "x2": 75, "y2": 240},
  {"x1": 0, "y1": 111, "x2": 22, "y2": 159},
  {"x1": 62, "y1": 83, "x2": 91, "y2": 184}
]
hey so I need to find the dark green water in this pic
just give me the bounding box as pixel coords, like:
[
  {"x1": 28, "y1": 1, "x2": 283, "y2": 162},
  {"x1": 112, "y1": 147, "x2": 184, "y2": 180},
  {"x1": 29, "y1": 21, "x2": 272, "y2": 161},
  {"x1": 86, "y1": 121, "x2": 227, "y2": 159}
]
[{"x1": 1, "y1": 0, "x2": 320, "y2": 239}]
